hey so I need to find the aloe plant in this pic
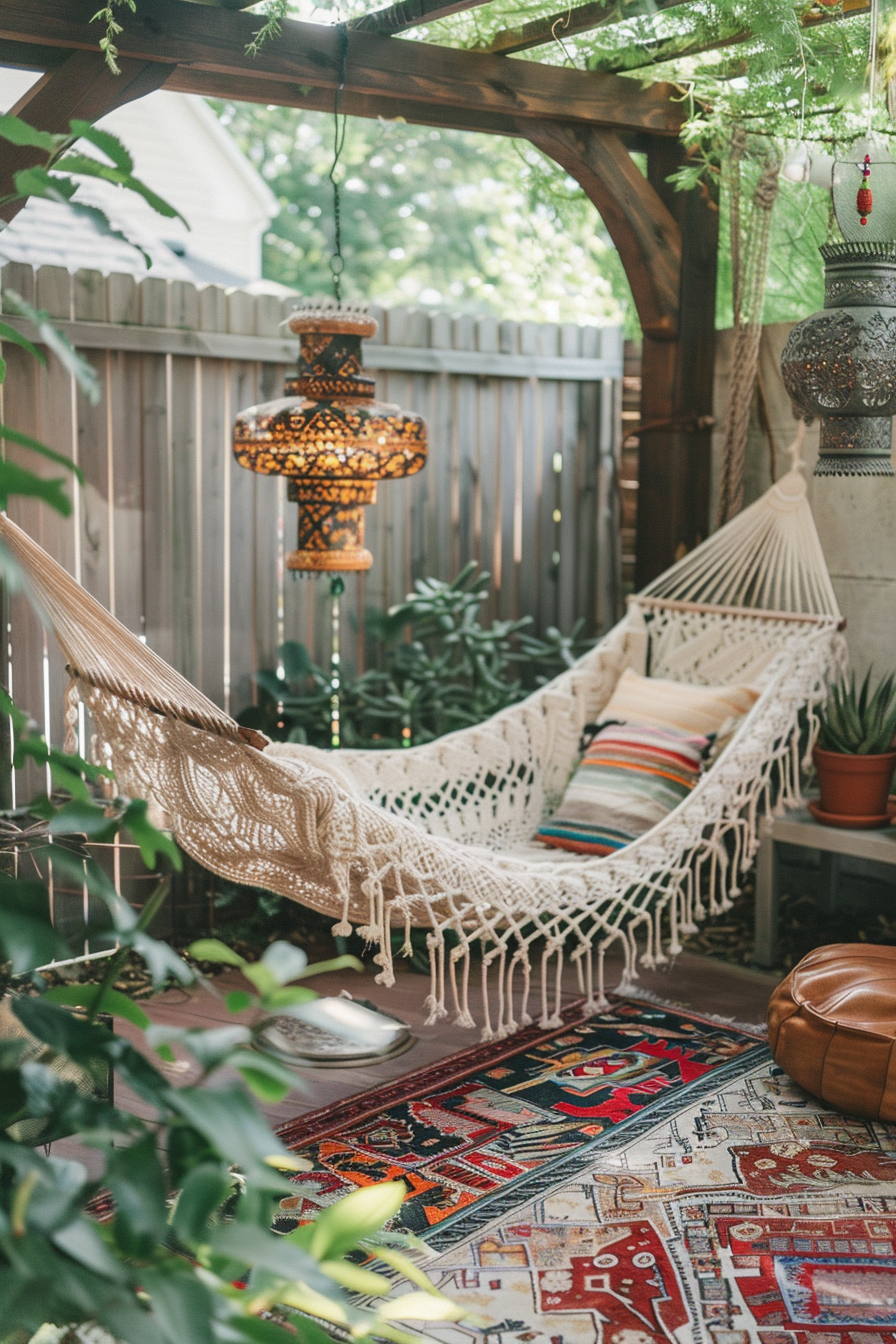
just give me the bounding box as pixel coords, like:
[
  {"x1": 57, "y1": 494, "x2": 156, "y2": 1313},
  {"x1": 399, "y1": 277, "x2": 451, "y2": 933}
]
[{"x1": 817, "y1": 669, "x2": 896, "y2": 755}]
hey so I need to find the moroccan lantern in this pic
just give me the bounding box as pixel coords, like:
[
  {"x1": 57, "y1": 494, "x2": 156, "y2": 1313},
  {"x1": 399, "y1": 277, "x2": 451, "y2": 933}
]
[
  {"x1": 781, "y1": 242, "x2": 896, "y2": 477},
  {"x1": 781, "y1": 137, "x2": 896, "y2": 477},
  {"x1": 233, "y1": 303, "x2": 427, "y2": 572}
]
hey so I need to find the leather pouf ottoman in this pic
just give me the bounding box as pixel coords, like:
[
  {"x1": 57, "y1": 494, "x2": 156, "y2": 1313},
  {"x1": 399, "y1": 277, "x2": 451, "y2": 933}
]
[{"x1": 768, "y1": 943, "x2": 896, "y2": 1122}]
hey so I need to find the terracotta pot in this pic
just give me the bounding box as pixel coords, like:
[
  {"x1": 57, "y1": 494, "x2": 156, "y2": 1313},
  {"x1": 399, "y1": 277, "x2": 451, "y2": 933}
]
[{"x1": 813, "y1": 745, "x2": 896, "y2": 821}]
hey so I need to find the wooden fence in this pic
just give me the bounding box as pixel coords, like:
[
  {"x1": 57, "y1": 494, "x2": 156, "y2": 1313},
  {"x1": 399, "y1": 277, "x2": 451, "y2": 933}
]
[{"x1": 0, "y1": 262, "x2": 623, "y2": 793}]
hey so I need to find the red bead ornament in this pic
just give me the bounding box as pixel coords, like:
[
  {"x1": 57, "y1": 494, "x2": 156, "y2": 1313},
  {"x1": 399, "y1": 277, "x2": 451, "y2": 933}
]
[{"x1": 857, "y1": 154, "x2": 873, "y2": 226}]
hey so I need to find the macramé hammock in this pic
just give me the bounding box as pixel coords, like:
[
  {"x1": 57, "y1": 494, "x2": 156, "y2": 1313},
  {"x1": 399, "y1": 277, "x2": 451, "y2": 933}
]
[{"x1": 0, "y1": 461, "x2": 845, "y2": 1038}]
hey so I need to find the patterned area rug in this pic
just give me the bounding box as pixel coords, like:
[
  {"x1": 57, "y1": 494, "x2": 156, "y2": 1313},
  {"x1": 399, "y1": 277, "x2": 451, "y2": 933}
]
[{"x1": 276, "y1": 995, "x2": 896, "y2": 1343}]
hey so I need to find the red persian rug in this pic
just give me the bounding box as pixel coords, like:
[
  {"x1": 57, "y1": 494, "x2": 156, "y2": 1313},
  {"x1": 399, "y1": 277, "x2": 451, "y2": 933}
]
[{"x1": 276, "y1": 994, "x2": 896, "y2": 1344}]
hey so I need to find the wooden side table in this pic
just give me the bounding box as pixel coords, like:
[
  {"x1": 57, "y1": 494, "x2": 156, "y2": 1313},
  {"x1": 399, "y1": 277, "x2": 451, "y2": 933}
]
[{"x1": 754, "y1": 806, "x2": 896, "y2": 967}]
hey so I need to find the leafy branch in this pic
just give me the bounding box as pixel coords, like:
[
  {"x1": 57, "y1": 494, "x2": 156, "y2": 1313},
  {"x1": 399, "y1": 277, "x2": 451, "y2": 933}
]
[
  {"x1": 90, "y1": 0, "x2": 137, "y2": 77},
  {"x1": 241, "y1": 562, "x2": 593, "y2": 749},
  {"x1": 90, "y1": 0, "x2": 297, "y2": 71}
]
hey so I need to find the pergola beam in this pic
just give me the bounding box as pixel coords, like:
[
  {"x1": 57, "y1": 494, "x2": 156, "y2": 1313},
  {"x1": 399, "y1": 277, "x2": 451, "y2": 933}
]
[
  {"x1": 485, "y1": 0, "x2": 681, "y2": 58},
  {"x1": 0, "y1": 0, "x2": 684, "y2": 134},
  {"x1": 351, "y1": 0, "x2": 492, "y2": 37},
  {"x1": 165, "y1": 63, "x2": 525, "y2": 136}
]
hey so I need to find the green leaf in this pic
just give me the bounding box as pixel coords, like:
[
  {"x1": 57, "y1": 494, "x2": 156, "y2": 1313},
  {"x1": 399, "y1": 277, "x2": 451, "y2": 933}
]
[
  {"x1": 106, "y1": 1133, "x2": 169, "y2": 1258},
  {"x1": 44, "y1": 984, "x2": 150, "y2": 1030},
  {"x1": 0, "y1": 875, "x2": 69, "y2": 973},
  {"x1": 307, "y1": 1181, "x2": 407, "y2": 1261},
  {"x1": 146, "y1": 1023, "x2": 251, "y2": 1073},
  {"x1": 0, "y1": 114, "x2": 62, "y2": 152},
  {"x1": 225, "y1": 990, "x2": 255, "y2": 1013},
  {"x1": 170, "y1": 1161, "x2": 229, "y2": 1245},
  {"x1": 259, "y1": 985, "x2": 317, "y2": 1010},
  {"x1": 259, "y1": 939, "x2": 308, "y2": 985},
  {"x1": 209, "y1": 1221, "x2": 330, "y2": 1288},
  {"x1": 0, "y1": 323, "x2": 45, "y2": 363},
  {"x1": 0, "y1": 420, "x2": 82, "y2": 479},
  {"x1": 47, "y1": 756, "x2": 92, "y2": 801},
  {"x1": 378, "y1": 1290, "x2": 467, "y2": 1322},
  {"x1": 121, "y1": 797, "x2": 182, "y2": 870},
  {"x1": 2, "y1": 289, "x2": 101, "y2": 403},
  {"x1": 51, "y1": 1215, "x2": 127, "y2": 1282},
  {"x1": 167, "y1": 1086, "x2": 296, "y2": 1186},
  {"x1": 286, "y1": 953, "x2": 365, "y2": 980},
  {"x1": 369, "y1": 1245, "x2": 442, "y2": 1296},
  {"x1": 0, "y1": 460, "x2": 71, "y2": 516},
  {"x1": 126, "y1": 928, "x2": 194, "y2": 987},
  {"x1": 12, "y1": 164, "x2": 77, "y2": 202},
  {"x1": 281, "y1": 640, "x2": 313, "y2": 681},
  {"x1": 232, "y1": 1053, "x2": 297, "y2": 1104},
  {"x1": 48, "y1": 798, "x2": 118, "y2": 840},
  {"x1": 11, "y1": 993, "x2": 112, "y2": 1061},
  {"x1": 187, "y1": 938, "x2": 247, "y2": 968},
  {"x1": 69, "y1": 119, "x2": 134, "y2": 173},
  {"x1": 54, "y1": 149, "x2": 186, "y2": 223},
  {"x1": 240, "y1": 960, "x2": 277, "y2": 997},
  {"x1": 138, "y1": 1265, "x2": 218, "y2": 1344},
  {"x1": 320, "y1": 1258, "x2": 392, "y2": 1296}
]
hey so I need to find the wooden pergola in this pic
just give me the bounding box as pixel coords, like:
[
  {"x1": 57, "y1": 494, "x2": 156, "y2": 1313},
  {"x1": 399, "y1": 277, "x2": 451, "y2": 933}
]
[{"x1": 0, "y1": 0, "x2": 719, "y2": 584}]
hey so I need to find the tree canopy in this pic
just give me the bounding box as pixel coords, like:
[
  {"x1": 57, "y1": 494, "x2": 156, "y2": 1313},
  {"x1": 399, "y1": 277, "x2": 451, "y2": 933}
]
[
  {"x1": 216, "y1": 100, "x2": 634, "y2": 328},
  {"x1": 211, "y1": 1, "x2": 891, "y2": 332}
]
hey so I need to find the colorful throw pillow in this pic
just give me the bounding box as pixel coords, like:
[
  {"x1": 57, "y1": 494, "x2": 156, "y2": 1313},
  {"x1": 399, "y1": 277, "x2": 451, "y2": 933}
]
[
  {"x1": 536, "y1": 722, "x2": 710, "y2": 856},
  {"x1": 599, "y1": 667, "x2": 759, "y2": 738}
]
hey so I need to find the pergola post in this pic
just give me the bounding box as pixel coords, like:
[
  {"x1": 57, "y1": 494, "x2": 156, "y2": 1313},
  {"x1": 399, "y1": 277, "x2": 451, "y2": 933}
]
[{"x1": 635, "y1": 138, "x2": 719, "y2": 587}]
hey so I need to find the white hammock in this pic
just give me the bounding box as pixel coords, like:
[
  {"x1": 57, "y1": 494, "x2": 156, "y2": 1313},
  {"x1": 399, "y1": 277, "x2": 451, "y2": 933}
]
[{"x1": 0, "y1": 464, "x2": 845, "y2": 1038}]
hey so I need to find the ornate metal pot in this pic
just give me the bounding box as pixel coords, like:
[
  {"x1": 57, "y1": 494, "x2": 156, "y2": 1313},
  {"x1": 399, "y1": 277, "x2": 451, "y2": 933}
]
[{"x1": 781, "y1": 241, "x2": 896, "y2": 476}]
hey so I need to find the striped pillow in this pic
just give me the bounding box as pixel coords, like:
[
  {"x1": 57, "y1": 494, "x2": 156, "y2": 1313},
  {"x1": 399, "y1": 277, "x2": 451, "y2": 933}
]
[{"x1": 536, "y1": 722, "x2": 709, "y2": 856}]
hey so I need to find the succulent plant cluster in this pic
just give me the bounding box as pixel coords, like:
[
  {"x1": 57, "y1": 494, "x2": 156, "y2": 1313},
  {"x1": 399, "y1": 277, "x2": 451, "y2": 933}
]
[{"x1": 818, "y1": 669, "x2": 896, "y2": 756}]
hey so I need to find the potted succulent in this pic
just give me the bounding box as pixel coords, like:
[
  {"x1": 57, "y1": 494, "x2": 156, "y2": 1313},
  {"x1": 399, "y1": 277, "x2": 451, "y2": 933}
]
[{"x1": 812, "y1": 670, "x2": 896, "y2": 828}]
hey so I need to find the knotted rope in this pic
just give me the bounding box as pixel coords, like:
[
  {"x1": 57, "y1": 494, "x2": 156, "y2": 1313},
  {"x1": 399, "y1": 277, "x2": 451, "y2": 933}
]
[{"x1": 716, "y1": 144, "x2": 781, "y2": 527}]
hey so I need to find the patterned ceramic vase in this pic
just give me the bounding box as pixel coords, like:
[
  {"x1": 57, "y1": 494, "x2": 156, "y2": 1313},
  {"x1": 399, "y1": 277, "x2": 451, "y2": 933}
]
[{"x1": 781, "y1": 241, "x2": 896, "y2": 476}]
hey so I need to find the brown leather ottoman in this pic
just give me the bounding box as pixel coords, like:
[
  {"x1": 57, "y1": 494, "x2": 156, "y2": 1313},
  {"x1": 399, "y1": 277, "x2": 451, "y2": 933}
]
[{"x1": 768, "y1": 943, "x2": 896, "y2": 1122}]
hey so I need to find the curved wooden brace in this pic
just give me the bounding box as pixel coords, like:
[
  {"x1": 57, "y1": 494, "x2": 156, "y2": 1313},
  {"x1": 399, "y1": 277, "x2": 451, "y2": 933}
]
[{"x1": 524, "y1": 122, "x2": 681, "y2": 341}]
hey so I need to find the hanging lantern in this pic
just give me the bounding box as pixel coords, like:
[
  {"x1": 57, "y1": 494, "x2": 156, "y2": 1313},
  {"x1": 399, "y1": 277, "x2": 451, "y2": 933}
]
[
  {"x1": 233, "y1": 303, "x2": 427, "y2": 571},
  {"x1": 780, "y1": 133, "x2": 896, "y2": 477},
  {"x1": 781, "y1": 242, "x2": 896, "y2": 476}
]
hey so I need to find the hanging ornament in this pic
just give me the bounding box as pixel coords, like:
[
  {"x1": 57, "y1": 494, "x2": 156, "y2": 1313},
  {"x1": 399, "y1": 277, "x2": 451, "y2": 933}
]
[
  {"x1": 857, "y1": 154, "x2": 873, "y2": 224},
  {"x1": 233, "y1": 302, "x2": 427, "y2": 571},
  {"x1": 232, "y1": 20, "x2": 427, "y2": 575}
]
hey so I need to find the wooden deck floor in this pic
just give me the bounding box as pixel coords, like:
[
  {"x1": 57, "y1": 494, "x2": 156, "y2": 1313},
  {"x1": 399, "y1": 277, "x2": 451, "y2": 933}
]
[{"x1": 54, "y1": 950, "x2": 778, "y2": 1175}]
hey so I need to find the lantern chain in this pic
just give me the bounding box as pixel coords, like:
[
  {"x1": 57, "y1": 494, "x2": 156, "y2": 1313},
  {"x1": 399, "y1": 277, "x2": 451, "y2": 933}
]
[{"x1": 330, "y1": 23, "x2": 349, "y2": 304}]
